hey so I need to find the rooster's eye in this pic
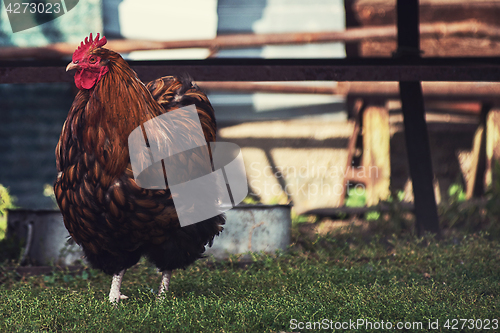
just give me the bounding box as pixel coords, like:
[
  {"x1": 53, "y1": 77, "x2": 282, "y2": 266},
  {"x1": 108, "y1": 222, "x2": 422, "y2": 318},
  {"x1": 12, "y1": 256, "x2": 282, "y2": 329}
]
[{"x1": 89, "y1": 56, "x2": 97, "y2": 64}]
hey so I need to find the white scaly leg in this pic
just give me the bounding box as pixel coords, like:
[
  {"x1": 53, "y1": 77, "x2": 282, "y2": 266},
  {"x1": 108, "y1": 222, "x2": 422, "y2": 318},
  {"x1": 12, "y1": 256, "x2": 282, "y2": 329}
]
[
  {"x1": 109, "y1": 269, "x2": 129, "y2": 303},
  {"x1": 158, "y1": 270, "x2": 172, "y2": 297}
]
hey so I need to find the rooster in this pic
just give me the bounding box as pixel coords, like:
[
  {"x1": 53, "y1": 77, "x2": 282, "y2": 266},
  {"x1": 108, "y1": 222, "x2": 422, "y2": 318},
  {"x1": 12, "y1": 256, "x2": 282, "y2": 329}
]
[{"x1": 55, "y1": 33, "x2": 224, "y2": 302}]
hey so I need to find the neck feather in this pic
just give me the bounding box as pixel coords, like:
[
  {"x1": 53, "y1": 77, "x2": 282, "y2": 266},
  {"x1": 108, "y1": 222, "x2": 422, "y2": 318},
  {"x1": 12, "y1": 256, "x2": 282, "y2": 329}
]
[{"x1": 70, "y1": 52, "x2": 162, "y2": 176}]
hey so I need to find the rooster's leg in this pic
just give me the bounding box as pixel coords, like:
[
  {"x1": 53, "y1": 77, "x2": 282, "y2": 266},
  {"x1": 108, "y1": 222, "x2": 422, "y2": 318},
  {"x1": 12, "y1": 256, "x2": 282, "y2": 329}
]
[
  {"x1": 109, "y1": 269, "x2": 129, "y2": 303},
  {"x1": 158, "y1": 270, "x2": 172, "y2": 297}
]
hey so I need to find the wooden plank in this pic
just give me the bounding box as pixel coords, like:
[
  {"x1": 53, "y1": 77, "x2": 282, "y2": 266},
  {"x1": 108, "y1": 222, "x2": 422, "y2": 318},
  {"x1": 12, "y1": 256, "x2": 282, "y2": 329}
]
[
  {"x1": 361, "y1": 37, "x2": 500, "y2": 58},
  {"x1": 348, "y1": 0, "x2": 500, "y2": 57},
  {"x1": 485, "y1": 108, "x2": 500, "y2": 187},
  {"x1": 3, "y1": 58, "x2": 500, "y2": 83},
  {"x1": 196, "y1": 81, "x2": 338, "y2": 94},
  {"x1": 471, "y1": 104, "x2": 490, "y2": 198},
  {"x1": 339, "y1": 99, "x2": 364, "y2": 206},
  {"x1": 362, "y1": 105, "x2": 391, "y2": 206},
  {"x1": 466, "y1": 125, "x2": 485, "y2": 199},
  {"x1": 350, "y1": 0, "x2": 500, "y2": 26},
  {"x1": 345, "y1": 82, "x2": 500, "y2": 102}
]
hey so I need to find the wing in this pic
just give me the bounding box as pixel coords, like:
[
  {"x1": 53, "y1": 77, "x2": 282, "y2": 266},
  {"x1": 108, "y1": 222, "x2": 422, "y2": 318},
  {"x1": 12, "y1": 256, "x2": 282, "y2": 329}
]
[{"x1": 145, "y1": 75, "x2": 218, "y2": 144}]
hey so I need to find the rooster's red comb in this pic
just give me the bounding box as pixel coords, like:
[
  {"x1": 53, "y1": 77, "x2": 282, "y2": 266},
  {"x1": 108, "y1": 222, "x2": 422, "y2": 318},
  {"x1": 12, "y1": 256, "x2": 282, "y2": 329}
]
[{"x1": 73, "y1": 33, "x2": 107, "y2": 59}]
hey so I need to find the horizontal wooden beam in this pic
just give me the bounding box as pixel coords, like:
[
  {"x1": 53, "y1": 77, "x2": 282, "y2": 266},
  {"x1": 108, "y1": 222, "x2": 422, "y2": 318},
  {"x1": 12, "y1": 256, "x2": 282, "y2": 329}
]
[
  {"x1": 1, "y1": 57, "x2": 500, "y2": 83},
  {"x1": 343, "y1": 82, "x2": 500, "y2": 103},
  {"x1": 196, "y1": 81, "x2": 338, "y2": 94},
  {"x1": 197, "y1": 82, "x2": 500, "y2": 107}
]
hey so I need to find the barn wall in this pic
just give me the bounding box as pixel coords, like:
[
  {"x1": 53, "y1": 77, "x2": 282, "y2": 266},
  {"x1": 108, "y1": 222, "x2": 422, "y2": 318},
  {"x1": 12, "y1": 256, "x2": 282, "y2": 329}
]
[
  {"x1": 0, "y1": 0, "x2": 102, "y2": 208},
  {"x1": 0, "y1": 84, "x2": 74, "y2": 209}
]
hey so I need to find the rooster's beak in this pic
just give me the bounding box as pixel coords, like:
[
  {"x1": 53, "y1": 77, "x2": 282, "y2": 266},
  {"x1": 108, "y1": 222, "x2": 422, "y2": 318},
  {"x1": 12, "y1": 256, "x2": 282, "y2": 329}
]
[{"x1": 66, "y1": 62, "x2": 79, "y2": 72}]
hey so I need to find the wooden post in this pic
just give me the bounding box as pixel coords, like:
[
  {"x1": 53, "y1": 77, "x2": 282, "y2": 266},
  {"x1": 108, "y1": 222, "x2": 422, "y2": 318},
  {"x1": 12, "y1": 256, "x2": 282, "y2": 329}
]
[
  {"x1": 466, "y1": 126, "x2": 485, "y2": 199},
  {"x1": 467, "y1": 103, "x2": 490, "y2": 199},
  {"x1": 399, "y1": 82, "x2": 440, "y2": 235},
  {"x1": 343, "y1": 0, "x2": 362, "y2": 57},
  {"x1": 485, "y1": 108, "x2": 500, "y2": 188},
  {"x1": 340, "y1": 98, "x2": 364, "y2": 207},
  {"x1": 362, "y1": 105, "x2": 391, "y2": 206},
  {"x1": 397, "y1": 0, "x2": 440, "y2": 235}
]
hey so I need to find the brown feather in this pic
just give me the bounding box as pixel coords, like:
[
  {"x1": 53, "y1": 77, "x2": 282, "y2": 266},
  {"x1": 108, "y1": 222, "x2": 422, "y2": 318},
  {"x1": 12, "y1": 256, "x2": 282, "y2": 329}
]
[{"x1": 111, "y1": 184, "x2": 126, "y2": 207}]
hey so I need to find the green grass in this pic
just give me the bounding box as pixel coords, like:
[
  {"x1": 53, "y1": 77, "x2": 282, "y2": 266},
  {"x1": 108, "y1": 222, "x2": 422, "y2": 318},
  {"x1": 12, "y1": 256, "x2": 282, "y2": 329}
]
[
  {"x1": 2, "y1": 184, "x2": 500, "y2": 332},
  {"x1": 1, "y1": 232, "x2": 499, "y2": 332},
  {"x1": 0, "y1": 184, "x2": 16, "y2": 241}
]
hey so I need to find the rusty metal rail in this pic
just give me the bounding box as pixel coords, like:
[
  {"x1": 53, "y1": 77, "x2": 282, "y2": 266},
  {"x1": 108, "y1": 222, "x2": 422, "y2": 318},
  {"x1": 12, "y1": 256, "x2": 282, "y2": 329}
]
[
  {"x1": 1, "y1": 20, "x2": 499, "y2": 60},
  {"x1": 197, "y1": 81, "x2": 500, "y2": 101}
]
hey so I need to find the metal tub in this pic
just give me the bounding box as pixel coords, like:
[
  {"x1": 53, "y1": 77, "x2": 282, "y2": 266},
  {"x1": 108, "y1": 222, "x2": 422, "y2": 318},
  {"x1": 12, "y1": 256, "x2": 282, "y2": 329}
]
[
  {"x1": 7, "y1": 204, "x2": 291, "y2": 264},
  {"x1": 205, "y1": 204, "x2": 292, "y2": 259},
  {"x1": 7, "y1": 209, "x2": 83, "y2": 266}
]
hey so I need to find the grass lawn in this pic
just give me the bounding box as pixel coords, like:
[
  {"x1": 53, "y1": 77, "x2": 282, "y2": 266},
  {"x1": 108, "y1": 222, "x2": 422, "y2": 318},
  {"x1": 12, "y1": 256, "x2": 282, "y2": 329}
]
[{"x1": 0, "y1": 227, "x2": 499, "y2": 332}]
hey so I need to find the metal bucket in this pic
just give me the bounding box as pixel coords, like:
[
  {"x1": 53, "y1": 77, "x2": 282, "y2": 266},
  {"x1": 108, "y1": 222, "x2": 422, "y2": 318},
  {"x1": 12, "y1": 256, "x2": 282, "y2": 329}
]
[
  {"x1": 205, "y1": 204, "x2": 292, "y2": 259},
  {"x1": 7, "y1": 209, "x2": 83, "y2": 266}
]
